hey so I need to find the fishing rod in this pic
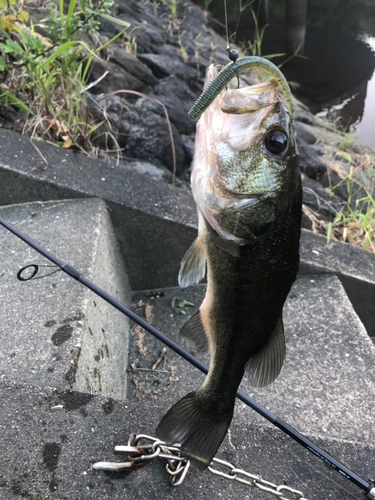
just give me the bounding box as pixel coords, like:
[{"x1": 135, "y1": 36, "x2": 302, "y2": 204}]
[{"x1": 0, "y1": 215, "x2": 374, "y2": 499}]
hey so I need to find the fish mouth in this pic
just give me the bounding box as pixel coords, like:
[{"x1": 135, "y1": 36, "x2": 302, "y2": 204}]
[{"x1": 223, "y1": 187, "x2": 277, "y2": 198}]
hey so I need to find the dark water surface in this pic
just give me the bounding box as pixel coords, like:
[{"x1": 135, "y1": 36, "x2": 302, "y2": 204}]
[{"x1": 195, "y1": 0, "x2": 375, "y2": 149}]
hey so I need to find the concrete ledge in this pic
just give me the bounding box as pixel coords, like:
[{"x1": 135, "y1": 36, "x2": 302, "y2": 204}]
[
  {"x1": 0, "y1": 198, "x2": 130, "y2": 399},
  {"x1": 0, "y1": 378, "x2": 373, "y2": 500},
  {"x1": 0, "y1": 129, "x2": 373, "y2": 336},
  {"x1": 0, "y1": 129, "x2": 197, "y2": 290},
  {"x1": 129, "y1": 275, "x2": 375, "y2": 446}
]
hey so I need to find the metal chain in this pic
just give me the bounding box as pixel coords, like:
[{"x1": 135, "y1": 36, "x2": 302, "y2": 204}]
[{"x1": 93, "y1": 433, "x2": 308, "y2": 500}]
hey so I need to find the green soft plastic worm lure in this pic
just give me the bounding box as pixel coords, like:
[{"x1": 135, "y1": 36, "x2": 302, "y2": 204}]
[{"x1": 188, "y1": 56, "x2": 294, "y2": 123}]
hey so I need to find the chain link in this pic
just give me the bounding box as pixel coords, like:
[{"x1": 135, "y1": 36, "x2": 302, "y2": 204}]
[{"x1": 92, "y1": 433, "x2": 308, "y2": 500}]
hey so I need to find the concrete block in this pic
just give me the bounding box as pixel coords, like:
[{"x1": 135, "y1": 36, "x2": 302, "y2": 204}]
[
  {"x1": 0, "y1": 129, "x2": 373, "y2": 337},
  {"x1": 0, "y1": 378, "x2": 373, "y2": 500},
  {"x1": 129, "y1": 275, "x2": 375, "y2": 448},
  {"x1": 0, "y1": 129, "x2": 197, "y2": 290},
  {"x1": 0, "y1": 198, "x2": 130, "y2": 399},
  {"x1": 300, "y1": 229, "x2": 375, "y2": 337}
]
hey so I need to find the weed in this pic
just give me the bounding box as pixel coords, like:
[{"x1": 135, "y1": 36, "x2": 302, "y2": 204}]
[
  {"x1": 178, "y1": 32, "x2": 188, "y2": 63},
  {"x1": 234, "y1": 0, "x2": 256, "y2": 43},
  {"x1": 339, "y1": 132, "x2": 359, "y2": 151},
  {"x1": 0, "y1": 0, "x2": 129, "y2": 154},
  {"x1": 324, "y1": 154, "x2": 375, "y2": 251},
  {"x1": 122, "y1": 26, "x2": 139, "y2": 55},
  {"x1": 245, "y1": 9, "x2": 284, "y2": 60},
  {"x1": 160, "y1": 0, "x2": 179, "y2": 24}
]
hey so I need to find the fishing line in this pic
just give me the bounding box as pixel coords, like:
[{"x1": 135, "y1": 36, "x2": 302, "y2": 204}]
[
  {"x1": 0, "y1": 215, "x2": 374, "y2": 499},
  {"x1": 223, "y1": 0, "x2": 229, "y2": 49}
]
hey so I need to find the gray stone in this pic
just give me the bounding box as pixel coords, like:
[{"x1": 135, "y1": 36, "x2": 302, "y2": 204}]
[
  {"x1": 138, "y1": 53, "x2": 198, "y2": 82},
  {"x1": 0, "y1": 198, "x2": 130, "y2": 399},
  {"x1": 181, "y1": 133, "x2": 196, "y2": 162},
  {"x1": 297, "y1": 137, "x2": 328, "y2": 180},
  {"x1": 116, "y1": 101, "x2": 188, "y2": 174},
  {"x1": 302, "y1": 173, "x2": 343, "y2": 220},
  {"x1": 109, "y1": 45, "x2": 159, "y2": 87},
  {"x1": 138, "y1": 75, "x2": 198, "y2": 134},
  {"x1": 296, "y1": 121, "x2": 317, "y2": 145},
  {"x1": 87, "y1": 58, "x2": 145, "y2": 94},
  {"x1": 88, "y1": 95, "x2": 188, "y2": 174}
]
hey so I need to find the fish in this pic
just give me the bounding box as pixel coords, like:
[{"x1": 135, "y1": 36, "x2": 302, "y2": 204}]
[{"x1": 156, "y1": 62, "x2": 302, "y2": 471}]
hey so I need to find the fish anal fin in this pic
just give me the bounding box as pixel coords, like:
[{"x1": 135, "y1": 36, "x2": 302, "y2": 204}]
[
  {"x1": 180, "y1": 310, "x2": 209, "y2": 354},
  {"x1": 156, "y1": 392, "x2": 233, "y2": 471},
  {"x1": 245, "y1": 316, "x2": 285, "y2": 387},
  {"x1": 178, "y1": 236, "x2": 206, "y2": 288}
]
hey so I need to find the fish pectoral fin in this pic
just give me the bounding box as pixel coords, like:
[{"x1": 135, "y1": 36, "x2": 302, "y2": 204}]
[
  {"x1": 210, "y1": 231, "x2": 241, "y2": 257},
  {"x1": 245, "y1": 316, "x2": 286, "y2": 387},
  {"x1": 178, "y1": 236, "x2": 206, "y2": 288},
  {"x1": 156, "y1": 391, "x2": 233, "y2": 471},
  {"x1": 179, "y1": 310, "x2": 209, "y2": 354}
]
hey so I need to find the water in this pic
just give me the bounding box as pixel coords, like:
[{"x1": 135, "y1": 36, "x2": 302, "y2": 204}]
[{"x1": 195, "y1": 0, "x2": 375, "y2": 150}]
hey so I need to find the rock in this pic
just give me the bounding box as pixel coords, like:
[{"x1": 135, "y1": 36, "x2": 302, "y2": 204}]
[
  {"x1": 94, "y1": 97, "x2": 187, "y2": 174},
  {"x1": 137, "y1": 75, "x2": 198, "y2": 135},
  {"x1": 181, "y1": 134, "x2": 195, "y2": 163},
  {"x1": 109, "y1": 46, "x2": 159, "y2": 87},
  {"x1": 320, "y1": 161, "x2": 371, "y2": 210},
  {"x1": 297, "y1": 137, "x2": 328, "y2": 179},
  {"x1": 296, "y1": 121, "x2": 317, "y2": 145},
  {"x1": 87, "y1": 58, "x2": 145, "y2": 94},
  {"x1": 302, "y1": 174, "x2": 343, "y2": 220},
  {"x1": 138, "y1": 53, "x2": 198, "y2": 82}
]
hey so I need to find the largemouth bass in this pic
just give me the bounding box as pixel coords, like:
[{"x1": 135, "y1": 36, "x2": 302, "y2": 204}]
[{"x1": 157, "y1": 62, "x2": 302, "y2": 470}]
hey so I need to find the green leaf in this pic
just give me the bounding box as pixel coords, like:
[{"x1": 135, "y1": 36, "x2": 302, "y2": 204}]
[
  {"x1": 94, "y1": 27, "x2": 128, "y2": 53},
  {"x1": 177, "y1": 300, "x2": 194, "y2": 308},
  {"x1": 336, "y1": 151, "x2": 352, "y2": 163},
  {"x1": 40, "y1": 41, "x2": 89, "y2": 69},
  {"x1": 0, "y1": 55, "x2": 6, "y2": 71},
  {"x1": 98, "y1": 13, "x2": 130, "y2": 27},
  {"x1": 0, "y1": 85, "x2": 34, "y2": 114},
  {"x1": 0, "y1": 39, "x2": 22, "y2": 54}
]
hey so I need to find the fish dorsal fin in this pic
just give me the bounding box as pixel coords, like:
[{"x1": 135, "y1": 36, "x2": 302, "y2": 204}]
[
  {"x1": 180, "y1": 310, "x2": 209, "y2": 354},
  {"x1": 178, "y1": 236, "x2": 206, "y2": 288},
  {"x1": 245, "y1": 316, "x2": 285, "y2": 387}
]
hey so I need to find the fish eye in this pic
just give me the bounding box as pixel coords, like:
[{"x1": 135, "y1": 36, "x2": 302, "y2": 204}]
[{"x1": 264, "y1": 129, "x2": 288, "y2": 155}]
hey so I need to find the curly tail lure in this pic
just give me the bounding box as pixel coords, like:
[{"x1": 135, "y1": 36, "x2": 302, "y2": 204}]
[{"x1": 188, "y1": 56, "x2": 294, "y2": 124}]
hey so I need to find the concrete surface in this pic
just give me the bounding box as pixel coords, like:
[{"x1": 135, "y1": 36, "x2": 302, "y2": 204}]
[
  {"x1": 0, "y1": 129, "x2": 373, "y2": 337},
  {"x1": 0, "y1": 199, "x2": 130, "y2": 399},
  {"x1": 129, "y1": 275, "x2": 375, "y2": 445},
  {"x1": 0, "y1": 378, "x2": 373, "y2": 500},
  {"x1": 0, "y1": 131, "x2": 374, "y2": 499},
  {"x1": 0, "y1": 129, "x2": 197, "y2": 290}
]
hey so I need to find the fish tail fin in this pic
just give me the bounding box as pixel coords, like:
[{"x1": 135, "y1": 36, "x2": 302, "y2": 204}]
[{"x1": 156, "y1": 392, "x2": 233, "y2": 471}]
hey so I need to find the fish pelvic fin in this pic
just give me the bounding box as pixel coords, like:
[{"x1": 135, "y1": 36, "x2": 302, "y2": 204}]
[
  {"x1": 180, "y1": 309, "x2": 209, "y2": 354},
  {"x1": 156, "y1": 392, "x2": 233, "y2": 471},
  {"x1": 178, "y1": 236, "x2": 206, "y2": 288},
  {"x1": 245, "y1": 316, "x2": 286, "y2": 387}
]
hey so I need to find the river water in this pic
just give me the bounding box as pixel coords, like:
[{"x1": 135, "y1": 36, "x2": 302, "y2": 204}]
[{"x1": 195, "y1": 0, "x2": 375, "y2": 150}]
